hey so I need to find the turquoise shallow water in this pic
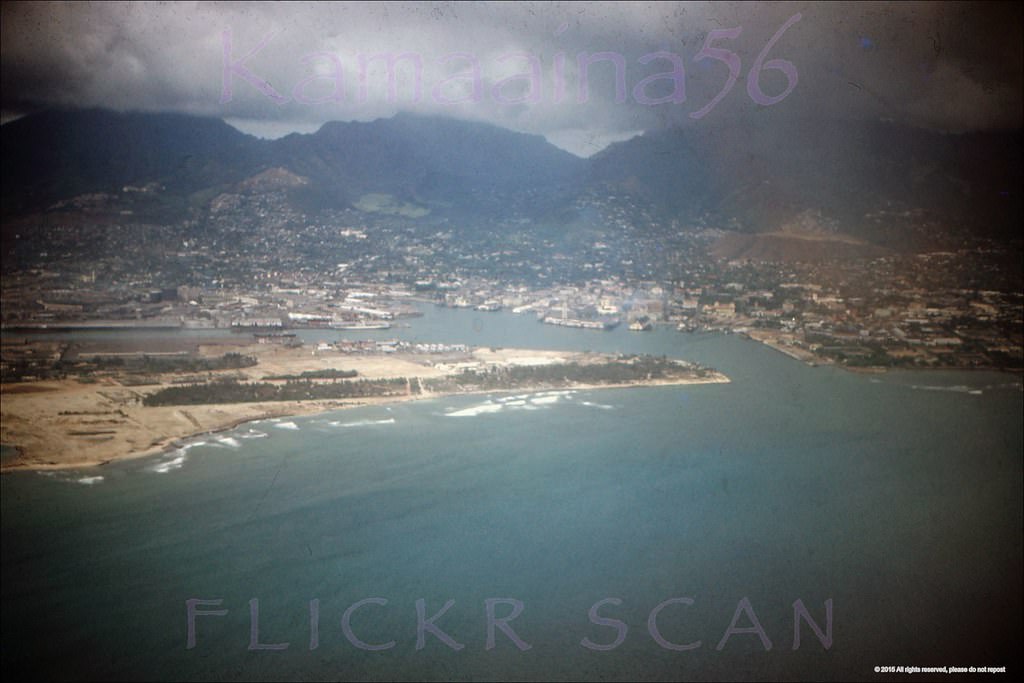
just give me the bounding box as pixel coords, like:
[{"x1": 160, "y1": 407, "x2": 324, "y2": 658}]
[{"x1": 2, "y1": 308, "x2": 1021, "y2": 681}]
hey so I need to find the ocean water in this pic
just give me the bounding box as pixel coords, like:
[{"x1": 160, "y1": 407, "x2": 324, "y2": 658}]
[{"x1": 2, "y1": 308, "x2": 1021, "y2": 681}]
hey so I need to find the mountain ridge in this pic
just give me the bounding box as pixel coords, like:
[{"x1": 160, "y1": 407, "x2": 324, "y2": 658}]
[{"x1": 3, "y1": 108, "x2": 1020, "y2": 250}]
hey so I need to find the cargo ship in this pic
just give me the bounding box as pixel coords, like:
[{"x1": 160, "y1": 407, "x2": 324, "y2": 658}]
[
  {"x1": 629, "y1": 316, "x2": 653, "y2": 331},
  {"x1": 329, "y1": 320, "x2": 392, "y2": 330},
  {"x1": 540, "y1": 315, "x2": 620, "y2": 331}
]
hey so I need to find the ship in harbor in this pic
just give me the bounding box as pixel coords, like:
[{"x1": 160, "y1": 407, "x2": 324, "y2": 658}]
[
  {"x1": 537, "y1": 301, "x2": 621, "y2": 330},
  {"x1": 540, "y1": 314, "x2": 620, "y2": 331},
  {"x1": 628, "y1": 316, "x2": 653, "y2": 332},
  {"x1": 328, "y1": 320, "x2": 392, "y2": 330}
]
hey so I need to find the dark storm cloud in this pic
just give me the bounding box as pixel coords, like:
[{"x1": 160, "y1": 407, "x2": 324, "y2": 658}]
[{"x1": 2, "y1": 1, "x2": 1020, "y2": 154}]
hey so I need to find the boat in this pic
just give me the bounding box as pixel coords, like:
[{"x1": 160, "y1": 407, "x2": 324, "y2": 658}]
[
  {"x1": 629, "y1": 316, "x2": 653, "y2": 331},
  {"x1": 541, "y1": 315, "x2": 620, "y2": 331},
  {"x1": 329, "y1": 321, "x2": 392, "y2": 330}
]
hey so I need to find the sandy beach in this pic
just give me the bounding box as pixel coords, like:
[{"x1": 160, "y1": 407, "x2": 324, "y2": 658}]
[{"x1": 1, "y1": 344, "x2": 728, "y2": 472}]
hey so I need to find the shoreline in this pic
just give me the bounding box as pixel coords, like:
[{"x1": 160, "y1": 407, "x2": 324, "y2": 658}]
[
  {"x1": 0, "y1": 373, "x2": 729, "y2": 474},
  {"x1": 742, "y1": 330, "x2": 1022, "y2": 375}
]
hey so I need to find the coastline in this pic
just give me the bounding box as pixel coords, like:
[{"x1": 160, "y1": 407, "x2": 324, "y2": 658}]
[
  {"x1": 0, "y1": 394, "x2": 423, "y2": 473},
  {"x1": 0, "y1": 345, "x2": 729, "y2": 473},
  {"x1": 742, "y1": 329, "x2": 1023, "y2": 375}
]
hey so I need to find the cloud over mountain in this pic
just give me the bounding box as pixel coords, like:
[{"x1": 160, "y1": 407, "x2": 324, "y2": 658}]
[{"x1": 3, "y1": 2, "x2": 1020, "y2": 156}]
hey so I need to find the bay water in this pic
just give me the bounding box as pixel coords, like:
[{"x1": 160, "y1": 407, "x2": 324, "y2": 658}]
[{"x1": 2, "y1": 307, "x2": 1021, "y2": 680}]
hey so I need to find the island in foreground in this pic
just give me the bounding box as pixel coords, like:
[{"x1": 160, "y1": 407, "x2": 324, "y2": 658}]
[{"x1": 1, "y1": 341, "x2": 728, "y2": 471}]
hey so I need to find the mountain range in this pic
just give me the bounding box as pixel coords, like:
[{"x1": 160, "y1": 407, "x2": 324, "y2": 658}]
[{"x1": 2, "y1": 108, "x2": 1020, "y2": 251}]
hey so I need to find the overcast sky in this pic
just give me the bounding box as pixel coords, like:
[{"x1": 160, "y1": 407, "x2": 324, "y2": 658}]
[{"x1": 2, "y1": 1, "x2": 1020, "y2": 156}]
